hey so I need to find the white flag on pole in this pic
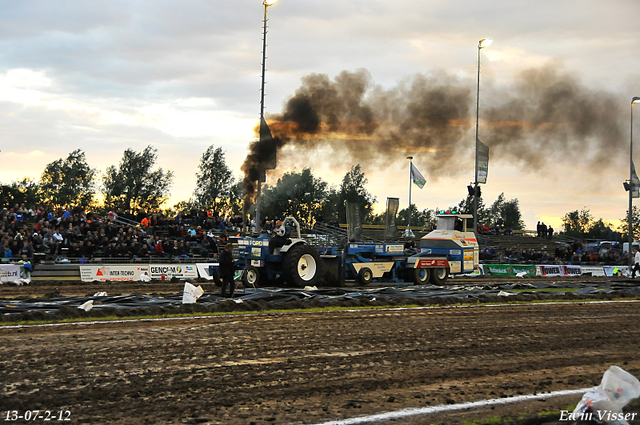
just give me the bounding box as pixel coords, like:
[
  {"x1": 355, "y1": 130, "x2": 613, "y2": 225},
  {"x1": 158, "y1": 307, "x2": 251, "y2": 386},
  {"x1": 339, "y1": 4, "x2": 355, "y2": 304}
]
[{"x1": 410, "y1": 163, "x2": 427, "y2": 189}]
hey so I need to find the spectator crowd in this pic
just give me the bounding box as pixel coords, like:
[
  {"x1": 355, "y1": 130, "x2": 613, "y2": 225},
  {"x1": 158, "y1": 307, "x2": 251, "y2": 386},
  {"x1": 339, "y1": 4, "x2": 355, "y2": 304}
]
[
  {"x1": 0, "y1": 203, "x2": 632, "y2": 267},
  {"x1": 0, "y1": 204, "x2": 248, "y2": 263}
]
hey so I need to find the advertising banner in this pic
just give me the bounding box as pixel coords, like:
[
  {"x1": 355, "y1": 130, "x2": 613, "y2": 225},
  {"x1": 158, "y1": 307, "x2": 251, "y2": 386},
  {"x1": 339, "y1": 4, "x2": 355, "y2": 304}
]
[
  {"x1": 476, "y1": 139, "x2": 489, "y2": 184},
  {"x1": 149, "y1": 264, "x2": 198, "y2": 280},
  {"x1": 196, "y1": 263, "x2": 219, "y2": 280},
  {"x1": 80, "y1": 265, "x2": 150, "y2": 282},
  {"x1": 580, "y1": 266, "x2": 606, "y2": 277},
  {"x1": 483, "y1": 264, "x2": 537, "y2": 276},
  {"x1": 0, "y1": 264, "x2": 21, "y2": 282},
  {"x1": 562, "y1": 265, "x2": 582, "y2": 276},
  {"x1": 603, "y1": 266, "x2": 628, "y2": 277},
  {"x1": 384, "y1": 197, "x2": 399, "y2": 239},
  {"x1": 538, "y1": 265, "x2": 565, "y2": 276}
]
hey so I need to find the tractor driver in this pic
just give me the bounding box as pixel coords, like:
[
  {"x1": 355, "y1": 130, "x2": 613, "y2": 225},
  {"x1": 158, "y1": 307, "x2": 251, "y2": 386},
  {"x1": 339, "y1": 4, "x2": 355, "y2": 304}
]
[{"x1": 269, "y1": 220, "x2": 291, "y2": 254}]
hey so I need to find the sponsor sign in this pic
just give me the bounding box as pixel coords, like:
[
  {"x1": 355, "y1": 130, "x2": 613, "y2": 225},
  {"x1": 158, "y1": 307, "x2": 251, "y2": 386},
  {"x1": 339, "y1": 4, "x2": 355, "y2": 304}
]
[
  {"x1": 450, "y1": 261, "x2": 462, "y2": 274},
  {"x1": 196, "y1": 263, "x2": 219, "y2": 280},
  {"x1": 463, "y1": 250, "x2": 474, "y2": 261},
  {"x1": 251, "y1": 247, "x2": 262, "y2": 258},
  {"x1": 384, "y1": 244, "x2": 405, "y2": 254},
  {"x1": 149, "y1": 264, "x2": 198, "y2": 280},
  {"x1": 483, "y1": 264, "x2": 537, "y2": 277},
  {"x1": 538, "y1": 265, "x2": 564, "y2": 276},
  {"x1": 416, "y1": 258, "x2": 449, "y2": 268},
  {"x1": 538, "y1": 265, "x2": 582, "y2": 277},
  {"x1": 580, "y1": 266, "x2": 606, "y2": 277},
  {"x1": 0, "y1": 264, "x2": 21, "y2": 282},
  {"x1": 604, "y1": 266, "x2": 628, "y2": 277},
  {"x1": 563, "y1": 265, "x2": 582, "y2": 276},
  {"x1": 80, "y1": 265, "x2": 151, "y2": 282}
]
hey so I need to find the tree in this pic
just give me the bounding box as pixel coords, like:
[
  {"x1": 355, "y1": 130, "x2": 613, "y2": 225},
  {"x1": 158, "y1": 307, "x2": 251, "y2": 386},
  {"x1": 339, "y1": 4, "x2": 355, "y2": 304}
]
[
  {"x1": 397, "y1": 205, "x2": 436, "y2": 228},
  {"x1": 456, "y1": 193, "x2": 489, "y2": 226},
  {"x1": 588, "y1": 219, "x2": 617, "y2": 240},
  {"x1": 457, "y1": 192, "x2": 523, "y2": 230},
  {"x1": 500, "y1": 198, "x2": 524, "y2": 230},
  {"x1": 102, "y1": 146, "x2": 174, "y2": 211},
  {"x1": 337, "y1": 164, "x2": 376, "y2": 223},
  {"x1": 0, "y1": 178, "x2": 41, "y2": 208},
  {"x1": 618, "y1": 206, "x2": 640, "y2": 241},
  {"x1": 193, "y1": 145, "x2": 235, "y2": 212},
  {"x1": 261, "y1": 168, "x2": 329, "y2": 227},
  {"x1": 40, "y1": 149, "x2": 96, "y2": 208},
  {"x1": 562, "y1": 208, "x2": 594, "y2": 238}
]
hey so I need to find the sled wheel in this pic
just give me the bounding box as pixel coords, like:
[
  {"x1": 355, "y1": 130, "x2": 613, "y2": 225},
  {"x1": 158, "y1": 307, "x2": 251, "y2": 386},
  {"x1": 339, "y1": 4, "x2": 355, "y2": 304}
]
[
  {"x1": 430, "y1": 268, "x2": 449, "y2": 285},
  {"x1": 412, "y1": 267, "x2": 430, "y2": 285},
  {"x1": 358, "y1": 267, "x2": 373, "y2": 285}
]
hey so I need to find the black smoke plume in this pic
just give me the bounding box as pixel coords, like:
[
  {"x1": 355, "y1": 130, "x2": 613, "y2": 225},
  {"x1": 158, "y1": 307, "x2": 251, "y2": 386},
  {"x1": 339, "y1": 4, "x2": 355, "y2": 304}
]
[{"x1": 241, "y1": 65, "x2": 626, "y2": 209}]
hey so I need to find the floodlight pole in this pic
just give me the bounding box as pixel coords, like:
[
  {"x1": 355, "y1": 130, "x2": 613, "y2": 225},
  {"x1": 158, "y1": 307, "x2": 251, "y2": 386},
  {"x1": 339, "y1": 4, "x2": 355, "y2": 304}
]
[
  {"x1": 255, "y1": 1, "x2": 274, "y2": 234},
  {"x1": 629, "y1": 97, "x2": 640, "y2": 266},
  {"x1": 474, "y1": 38, "x2": 492, "y2": 235},
  {"x1": 407, "y1": 156, "x2": 413, "y2": 228}
]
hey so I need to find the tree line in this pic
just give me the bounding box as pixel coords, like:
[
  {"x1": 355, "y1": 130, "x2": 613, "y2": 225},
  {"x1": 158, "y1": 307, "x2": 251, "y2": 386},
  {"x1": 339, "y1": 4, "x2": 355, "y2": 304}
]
[{"x1": 0, "y1": 144, "x2": 584, "y2": 234}]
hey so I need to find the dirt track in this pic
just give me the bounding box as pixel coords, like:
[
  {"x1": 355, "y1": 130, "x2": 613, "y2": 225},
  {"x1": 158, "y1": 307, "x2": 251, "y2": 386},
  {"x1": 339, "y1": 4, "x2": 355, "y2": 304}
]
[{"x1": 2, "y1": 299, "x2": 640, "y2": 424}]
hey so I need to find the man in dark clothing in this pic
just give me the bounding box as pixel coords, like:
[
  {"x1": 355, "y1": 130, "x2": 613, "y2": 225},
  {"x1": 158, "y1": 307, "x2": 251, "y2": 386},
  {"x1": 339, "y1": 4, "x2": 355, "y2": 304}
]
[{"x1": 219, "y1": 243, "x2": 235, "y2": 298}]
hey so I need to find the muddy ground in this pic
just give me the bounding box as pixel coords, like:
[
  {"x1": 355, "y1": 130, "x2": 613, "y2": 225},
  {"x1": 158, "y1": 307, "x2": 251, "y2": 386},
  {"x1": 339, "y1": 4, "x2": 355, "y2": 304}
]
[{"x1": 1, "y1": 279, "x2": 640, "y2": 424}]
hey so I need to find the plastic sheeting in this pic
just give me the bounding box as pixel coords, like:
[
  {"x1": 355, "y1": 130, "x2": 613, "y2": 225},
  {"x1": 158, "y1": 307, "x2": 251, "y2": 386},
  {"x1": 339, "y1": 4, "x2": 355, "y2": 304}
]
[{"x1": 2, "y1": 280, "x2": 640, "y2": 316}]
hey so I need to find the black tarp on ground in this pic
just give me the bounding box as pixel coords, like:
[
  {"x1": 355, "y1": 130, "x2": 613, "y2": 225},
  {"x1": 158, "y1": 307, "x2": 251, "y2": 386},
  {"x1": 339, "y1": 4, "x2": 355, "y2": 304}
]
[{"x1": 2, "y1": 280, "x2": 640, "y2": 317}]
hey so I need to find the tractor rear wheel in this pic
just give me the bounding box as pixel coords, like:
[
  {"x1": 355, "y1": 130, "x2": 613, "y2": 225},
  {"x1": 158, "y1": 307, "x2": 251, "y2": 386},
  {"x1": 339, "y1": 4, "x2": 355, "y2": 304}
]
[
  {"x1": 430, "y1": 267, "x2": 449, "y2": 285},
  {"x1": 412, "y1": 267, "x2": 430, "y2": 285},
  {"x1": 283, "y1": 245, "x2": 322, "y2": 287}
]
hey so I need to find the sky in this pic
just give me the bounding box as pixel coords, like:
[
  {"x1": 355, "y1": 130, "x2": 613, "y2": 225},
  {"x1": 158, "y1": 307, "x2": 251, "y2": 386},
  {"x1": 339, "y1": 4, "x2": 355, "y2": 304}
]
[{"x1": 0, "y1": 0, "x2": 639, "y2": 231}]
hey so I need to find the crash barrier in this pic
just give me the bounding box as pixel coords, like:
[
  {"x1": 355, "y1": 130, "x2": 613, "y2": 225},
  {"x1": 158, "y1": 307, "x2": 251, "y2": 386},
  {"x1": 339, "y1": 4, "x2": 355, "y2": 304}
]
[
  {"x1": 3, "y1": 281, "x2": 640, "y2": 316},
  {"x1": 480, "y1": 264, "x2": 628, "y2": 277},
  {"x1": 16, "y1": 262, "x2": 634, "y2": 283}
]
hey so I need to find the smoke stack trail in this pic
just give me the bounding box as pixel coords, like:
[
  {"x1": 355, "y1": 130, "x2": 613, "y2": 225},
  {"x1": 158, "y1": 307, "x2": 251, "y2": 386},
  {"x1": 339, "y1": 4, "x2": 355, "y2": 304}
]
[
  {"x1": 241, "y1": 65, "x2": 626, "y2": 208},
  {"x1": 484, "y1": 65, "x2": 624, "y2": 168}
]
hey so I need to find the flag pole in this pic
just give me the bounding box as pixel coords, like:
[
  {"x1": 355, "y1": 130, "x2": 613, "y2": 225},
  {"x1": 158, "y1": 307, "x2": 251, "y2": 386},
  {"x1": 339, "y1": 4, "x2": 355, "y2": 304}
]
[{"x1": 407, "y1": 156, "x2": 413, "y2": 229}]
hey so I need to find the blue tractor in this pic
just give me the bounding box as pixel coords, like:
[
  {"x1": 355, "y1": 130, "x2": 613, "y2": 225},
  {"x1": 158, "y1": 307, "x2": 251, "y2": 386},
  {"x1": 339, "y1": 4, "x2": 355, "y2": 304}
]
[{"x1": 233, "y1": 217, "x2": 324, "y2": 287}]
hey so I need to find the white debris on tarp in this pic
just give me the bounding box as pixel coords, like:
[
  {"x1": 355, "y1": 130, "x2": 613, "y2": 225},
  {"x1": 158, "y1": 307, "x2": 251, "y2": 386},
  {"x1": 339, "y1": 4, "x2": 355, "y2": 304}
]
[
  {"x1": 234, "y1": 299, "x2": 243, "y2": 304},
  {"x1": 497, "y1": 290, "x2": 516, "y2": 297},
  {"x1": 572, "y1": 366, "x2": 640, "y2": 425},
  {"x1": 140, "y1": 273, "x2": 151, "y2": 282},
  {"x1": 93, "y1": 292, "x2": 107, "y2": 297},
  {"x1": 304, "y1": 286, "x2": 318, "y2": 290},
  {"x1": 182, "y1": 282, "x2": 204, "y2": 304},
  {"x1": 78, "y1": 300, "x2": 94, "y2": 312}
]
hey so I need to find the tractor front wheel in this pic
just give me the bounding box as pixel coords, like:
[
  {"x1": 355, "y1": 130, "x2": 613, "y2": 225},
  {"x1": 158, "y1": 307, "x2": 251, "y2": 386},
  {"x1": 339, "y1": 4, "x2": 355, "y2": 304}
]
[{"x1": 242, "y1": 266, "x2": 261, "y2": 288}]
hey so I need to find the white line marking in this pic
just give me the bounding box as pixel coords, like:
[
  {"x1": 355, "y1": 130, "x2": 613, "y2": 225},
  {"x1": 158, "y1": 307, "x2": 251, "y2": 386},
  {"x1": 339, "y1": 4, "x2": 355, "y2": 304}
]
[{"x1": 309, "y1": 387, "x2": 593, "y2": 425}]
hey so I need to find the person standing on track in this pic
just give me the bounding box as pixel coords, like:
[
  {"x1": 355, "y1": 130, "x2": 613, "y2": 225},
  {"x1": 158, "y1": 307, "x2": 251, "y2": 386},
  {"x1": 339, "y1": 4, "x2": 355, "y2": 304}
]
[
  {"x1": 632, "y1": 247, "x2": 640, "y2": 278},
  {"x1": 219, "y1": 243, "x2": 236, "y2": 298}
]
